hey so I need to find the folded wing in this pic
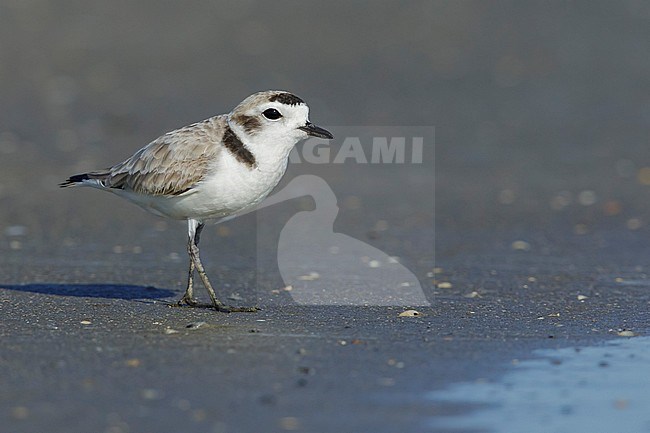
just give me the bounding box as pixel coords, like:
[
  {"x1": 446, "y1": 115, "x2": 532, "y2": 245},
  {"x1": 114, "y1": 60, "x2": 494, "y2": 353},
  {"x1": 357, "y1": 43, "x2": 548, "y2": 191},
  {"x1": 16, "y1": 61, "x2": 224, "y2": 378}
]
[{"x1": 62, "y1": 116, "x2": 225, "y2": 196}]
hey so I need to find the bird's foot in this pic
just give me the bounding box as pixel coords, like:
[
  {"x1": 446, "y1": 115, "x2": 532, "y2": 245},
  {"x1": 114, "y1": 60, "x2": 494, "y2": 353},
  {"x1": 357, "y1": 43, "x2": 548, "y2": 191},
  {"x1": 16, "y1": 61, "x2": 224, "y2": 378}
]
[{"x1": 177, "y1": 294, "x2": 199, "y2": 307}]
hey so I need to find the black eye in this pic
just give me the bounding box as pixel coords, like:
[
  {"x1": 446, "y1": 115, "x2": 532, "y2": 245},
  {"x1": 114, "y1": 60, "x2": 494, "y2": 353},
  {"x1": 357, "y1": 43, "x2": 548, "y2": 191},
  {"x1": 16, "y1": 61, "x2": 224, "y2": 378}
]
[{"x1": 262, "y1": 108, "x2": 282, "y2": 120}]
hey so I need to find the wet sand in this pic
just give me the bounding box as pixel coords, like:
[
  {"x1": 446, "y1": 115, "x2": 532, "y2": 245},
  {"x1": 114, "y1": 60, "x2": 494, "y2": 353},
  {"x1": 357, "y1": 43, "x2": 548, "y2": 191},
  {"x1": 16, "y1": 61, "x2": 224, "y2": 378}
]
[{"x1": 1, "y1": 2, "x2": 649, "y2": 432}]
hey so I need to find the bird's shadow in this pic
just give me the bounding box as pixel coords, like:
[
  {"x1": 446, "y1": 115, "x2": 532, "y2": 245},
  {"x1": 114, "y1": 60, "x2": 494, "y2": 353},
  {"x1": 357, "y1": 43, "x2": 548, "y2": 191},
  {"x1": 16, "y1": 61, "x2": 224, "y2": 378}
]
[{"x1": 0, "y1": 283, "x2": 175, "y2": 300}]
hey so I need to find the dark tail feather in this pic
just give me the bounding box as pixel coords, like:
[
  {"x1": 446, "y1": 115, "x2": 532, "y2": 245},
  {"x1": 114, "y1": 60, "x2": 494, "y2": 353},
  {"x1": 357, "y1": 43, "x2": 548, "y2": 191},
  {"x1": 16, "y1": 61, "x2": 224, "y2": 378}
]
[{"x1": 59, "y1": 172, "x2": 108, "y2": 188}]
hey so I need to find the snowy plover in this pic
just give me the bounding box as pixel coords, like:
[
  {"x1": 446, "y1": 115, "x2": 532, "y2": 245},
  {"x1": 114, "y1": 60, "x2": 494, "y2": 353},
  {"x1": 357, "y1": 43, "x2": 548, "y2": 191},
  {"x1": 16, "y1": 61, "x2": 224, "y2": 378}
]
[{"x1": 61, "y1": 90, "x2": 333, "y2": 312}]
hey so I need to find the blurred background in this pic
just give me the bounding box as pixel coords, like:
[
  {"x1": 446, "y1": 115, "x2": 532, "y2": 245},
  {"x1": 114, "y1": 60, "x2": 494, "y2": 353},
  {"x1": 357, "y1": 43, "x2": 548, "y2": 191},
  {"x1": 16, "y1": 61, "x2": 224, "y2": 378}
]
[{"x1": 0, "y1": 1, "x2": 649, "y2": 291}]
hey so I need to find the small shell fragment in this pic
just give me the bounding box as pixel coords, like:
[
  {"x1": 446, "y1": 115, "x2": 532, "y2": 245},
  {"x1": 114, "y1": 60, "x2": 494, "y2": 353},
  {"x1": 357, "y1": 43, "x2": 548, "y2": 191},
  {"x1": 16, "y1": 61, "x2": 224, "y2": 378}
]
[
  {"x1": 617, "y1": 330, "x2": 636, "y2": 337},
  {"x1": 577, "y1": 295, "x2": 588, "y2": 301},
  {"x1": 297, "y1": 272, "x2": 320, "y2": 281},
  {"x1": 437, "y1": 282, "x2": 453, "y2": 289},
  {"x1": 186, "y1": 321, "x2": 206, "y2": 329},
  {"x1": 511, "y1": 240, "x2": 531, "y2": 251},
  {"x1": 125, "y1": 358, "x2": 141, "y2": 367},
  {"x1": 398, "y1": 310, "x2": 421, "y2": 317}
]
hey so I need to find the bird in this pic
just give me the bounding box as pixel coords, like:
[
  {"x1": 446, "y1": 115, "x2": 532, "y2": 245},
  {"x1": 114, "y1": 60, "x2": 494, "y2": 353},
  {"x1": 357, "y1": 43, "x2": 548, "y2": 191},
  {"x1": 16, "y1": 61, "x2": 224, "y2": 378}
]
[{"x1": 60, "y1": 90, "x2": 334, "y2": 312}]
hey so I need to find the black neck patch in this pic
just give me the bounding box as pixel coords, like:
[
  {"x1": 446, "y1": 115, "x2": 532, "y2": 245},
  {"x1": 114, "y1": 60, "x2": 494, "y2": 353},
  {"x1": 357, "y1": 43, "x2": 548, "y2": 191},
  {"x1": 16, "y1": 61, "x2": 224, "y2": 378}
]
[
  {"x1": 223, "y1": 125, "x2": 255, "y2": 168},
  {"x1": 269, "y1": 92, "x2": 304, "y2": 106}
]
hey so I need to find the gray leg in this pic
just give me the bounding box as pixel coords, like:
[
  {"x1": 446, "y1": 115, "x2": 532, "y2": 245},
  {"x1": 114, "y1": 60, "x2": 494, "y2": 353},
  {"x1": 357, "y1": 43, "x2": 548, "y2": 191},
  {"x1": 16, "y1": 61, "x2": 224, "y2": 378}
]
[
  {"x1": 177, "y1": 239, "x2": 197, "y2": 306},
  {"x1": 178, "y1": 219, "x2": 259, "y2": 313},
  {"x1": 178, "y1": 219, "x2": 200, "y2": 306}
]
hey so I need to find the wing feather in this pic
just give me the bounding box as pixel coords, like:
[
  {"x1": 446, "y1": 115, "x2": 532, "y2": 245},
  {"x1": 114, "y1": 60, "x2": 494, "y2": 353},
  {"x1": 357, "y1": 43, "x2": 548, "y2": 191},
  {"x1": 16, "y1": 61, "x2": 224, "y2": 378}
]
[{"x1": 104, "y1": 116, "x2": 226, "y2": 196}]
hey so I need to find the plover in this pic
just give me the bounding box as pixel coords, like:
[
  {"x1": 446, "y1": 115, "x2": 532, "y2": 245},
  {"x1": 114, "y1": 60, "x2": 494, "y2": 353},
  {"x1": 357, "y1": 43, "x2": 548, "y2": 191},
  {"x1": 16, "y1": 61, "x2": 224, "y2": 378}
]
[{"x1": 60, "y1": 90, "x2": 333, "y2": 312}]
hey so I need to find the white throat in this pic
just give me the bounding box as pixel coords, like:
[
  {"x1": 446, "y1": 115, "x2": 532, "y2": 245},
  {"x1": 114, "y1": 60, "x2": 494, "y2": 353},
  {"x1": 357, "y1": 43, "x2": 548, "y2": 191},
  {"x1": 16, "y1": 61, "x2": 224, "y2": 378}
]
[{"x1": 228, "y1": 119, "x2": 300, "y2": 170}]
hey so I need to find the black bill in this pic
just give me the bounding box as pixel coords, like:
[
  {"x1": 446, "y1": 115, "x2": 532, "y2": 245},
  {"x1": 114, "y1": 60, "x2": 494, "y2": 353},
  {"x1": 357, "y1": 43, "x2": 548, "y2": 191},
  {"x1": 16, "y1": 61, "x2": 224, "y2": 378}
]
[{"x1": 299, "y1": 122, "x2": 334, "y2": 139}]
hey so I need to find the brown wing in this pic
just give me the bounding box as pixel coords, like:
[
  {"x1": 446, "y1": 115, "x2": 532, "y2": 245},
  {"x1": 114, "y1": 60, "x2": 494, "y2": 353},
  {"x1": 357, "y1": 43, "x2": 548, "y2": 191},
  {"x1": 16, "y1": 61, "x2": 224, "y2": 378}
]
[{"x1": 105, "y1": 116, "x2": 226, "y2": 196}]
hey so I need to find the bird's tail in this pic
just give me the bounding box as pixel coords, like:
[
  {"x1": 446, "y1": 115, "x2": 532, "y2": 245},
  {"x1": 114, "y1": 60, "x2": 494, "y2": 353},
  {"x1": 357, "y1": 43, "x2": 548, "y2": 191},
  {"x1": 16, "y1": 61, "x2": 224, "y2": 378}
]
[{"x1": 59, "y1": 171, "x2": 110, "y2": 188}]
